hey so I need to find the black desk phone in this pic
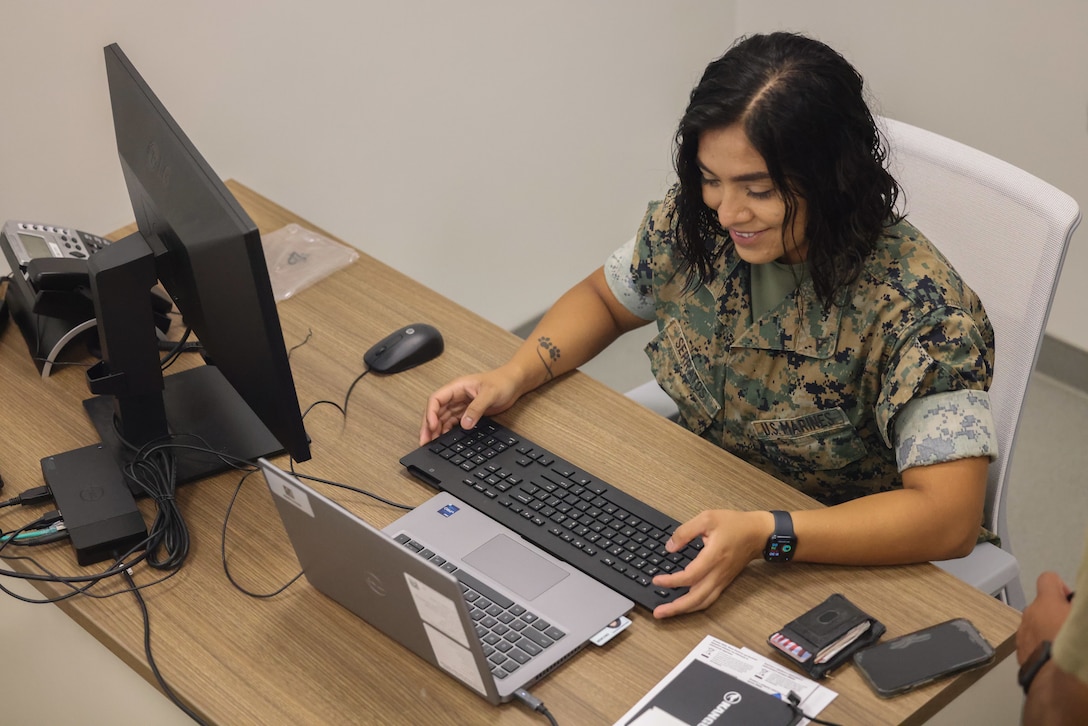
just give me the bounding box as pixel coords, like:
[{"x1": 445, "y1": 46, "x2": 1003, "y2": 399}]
[
  {"x1": 0, "y1": 219, "x2": 112, "y2": 377},
  {"x1": 2, "y1": 220, "x2": 112, "y2": 269},
  {"x1": 1, "y1": 219, "x2": 178, "y2": 378}
]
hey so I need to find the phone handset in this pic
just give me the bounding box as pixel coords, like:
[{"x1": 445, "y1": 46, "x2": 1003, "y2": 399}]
[
  {"x1": 2, "y1": 219, "x2": 174, "y2": 316},
  {"x1": 1, "y1": 219, "x2": 117, "y2": 377},
  {"x1": 1, "y1": 219, "x2": 178, "y2": 378}
]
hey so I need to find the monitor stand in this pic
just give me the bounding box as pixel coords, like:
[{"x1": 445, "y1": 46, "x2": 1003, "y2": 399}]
[{"x1": 82, "y1": 364, "x2": 285, "y2": 494}]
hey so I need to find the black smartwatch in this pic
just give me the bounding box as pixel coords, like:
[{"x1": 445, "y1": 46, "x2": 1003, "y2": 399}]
[
  {"x1": 1018, "y1": 640, "x2": 1053, "y2": 695},
  {"x1": 763, "y1": 510, "x2": 796, "y2": 562}
]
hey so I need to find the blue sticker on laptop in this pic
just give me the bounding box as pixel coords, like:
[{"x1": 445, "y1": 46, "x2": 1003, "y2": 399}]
[{"x1": 438, "y1": 503, "x2": 460, "y2": 518}]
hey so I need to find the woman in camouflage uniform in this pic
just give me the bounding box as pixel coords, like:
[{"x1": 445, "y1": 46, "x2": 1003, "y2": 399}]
[{"x1": 420, "y1": 32, "x2": 995, "y2": 619}]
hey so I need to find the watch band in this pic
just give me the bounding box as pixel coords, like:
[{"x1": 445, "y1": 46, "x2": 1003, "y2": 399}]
[
  {"x1": 771, "y1": 510, "x2": 794, "y2": 537},
  {"x1": 1017, "y1": 640, "x2": 1052, "y2": 695}
]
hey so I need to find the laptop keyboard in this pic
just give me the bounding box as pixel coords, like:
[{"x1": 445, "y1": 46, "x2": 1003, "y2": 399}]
[
  {"x1": 393, "y1": 533, "x2": 566, "y2": 681},
  {"x1": 400, "y1": 418, "x2": 700, "y2": 611}
]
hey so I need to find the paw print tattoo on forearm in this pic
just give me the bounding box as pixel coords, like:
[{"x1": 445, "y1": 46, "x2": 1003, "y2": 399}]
[{"x1": 536, "y1": 336, "x2": 561, "y2": 381}]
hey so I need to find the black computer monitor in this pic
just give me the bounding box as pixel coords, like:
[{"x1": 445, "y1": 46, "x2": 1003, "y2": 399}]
[{"x1": 51, "y1": 43, "x2": 311, "y2": 486}]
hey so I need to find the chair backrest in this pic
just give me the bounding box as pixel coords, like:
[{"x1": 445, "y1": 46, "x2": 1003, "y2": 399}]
[{"x1": 880, "y1": 116, "x2": 1081, "y2": 550}]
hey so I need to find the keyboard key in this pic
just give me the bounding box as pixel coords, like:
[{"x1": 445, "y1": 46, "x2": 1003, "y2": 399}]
[
  {"x1": 517, "y1": 638, "x2": 543, "y2": 656},
  {"x1": 520, "y1": 628, "x2": 554, "y2": 649}
]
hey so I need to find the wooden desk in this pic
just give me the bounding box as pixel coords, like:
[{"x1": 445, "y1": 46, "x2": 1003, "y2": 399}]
[{"x1": 0, "y1": 182, "x2": 1020, "y2": 725}]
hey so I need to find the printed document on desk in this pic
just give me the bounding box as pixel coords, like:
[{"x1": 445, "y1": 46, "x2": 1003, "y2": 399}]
[{"x1": 614, "y1": 635, "x2": 837, "y2": 726}]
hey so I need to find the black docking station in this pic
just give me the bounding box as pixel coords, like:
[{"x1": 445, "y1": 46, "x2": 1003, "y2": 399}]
[{"x1": 41, "y1": 444, "x2": 147, "y2": 566}]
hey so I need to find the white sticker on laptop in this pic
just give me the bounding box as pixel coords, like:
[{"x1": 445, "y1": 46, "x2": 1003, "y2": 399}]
[
  {"x1": 422, "y1": 622, "x2": 487, "y2": 696},
  {"x1": 406, "y1": 573, "x2": 486, "y2": 695},
  {"x1": 405, "y1": 573, "x2": 469, "y2": 647},
  {"x1": 267, "y1": 473, "x2": 314, "y2": 517}
]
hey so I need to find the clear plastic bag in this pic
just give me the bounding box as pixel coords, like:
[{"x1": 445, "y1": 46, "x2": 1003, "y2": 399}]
[{"x1": 261, "y1": 223, "x2": 359, "y2": 302}]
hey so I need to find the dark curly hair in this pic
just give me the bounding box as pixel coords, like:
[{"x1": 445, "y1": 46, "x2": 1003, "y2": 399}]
[{"x1": 674, "y1": 32, "x2": 901, "y2": 308}]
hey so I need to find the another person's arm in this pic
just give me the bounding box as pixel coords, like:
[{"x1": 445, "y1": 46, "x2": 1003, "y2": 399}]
[
  {"x1": 1018, "y1": 572, "x2": 1074, "y2": 664},
  {"x1": 420, "y1": 267, "x2": 650, "y2": 444},
  {"x1": 1022, "y1": 661, "x2": 1088, "y2": 726},
  {"x1": 1018, "y1": 541, "x2": 1088, "y2": 726}
]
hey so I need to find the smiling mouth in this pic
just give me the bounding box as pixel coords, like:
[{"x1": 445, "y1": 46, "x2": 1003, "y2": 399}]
[{"x1": 731, "y1": 230, "x2": 762, "y2": 240}]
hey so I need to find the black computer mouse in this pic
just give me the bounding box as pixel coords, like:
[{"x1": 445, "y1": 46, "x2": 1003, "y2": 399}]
[{"x1": 363, "y1": 323, "x2": 444, "y2": 374}]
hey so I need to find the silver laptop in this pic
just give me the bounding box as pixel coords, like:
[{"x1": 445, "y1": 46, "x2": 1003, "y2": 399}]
[{"x1": 259, "y1": 458, "x2": 632, "y2": 704}]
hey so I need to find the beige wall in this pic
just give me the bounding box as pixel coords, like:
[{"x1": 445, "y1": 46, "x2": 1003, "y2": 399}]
[
  {"x1": 737, "y1": 0, "x2": 1088, "y2": 350},
  {"x1": 4, "y1": 1, "x2": 1085, "y2": 349},
  {"x1": 1, "y1": 0, "x2": 735, "y2": 331}
]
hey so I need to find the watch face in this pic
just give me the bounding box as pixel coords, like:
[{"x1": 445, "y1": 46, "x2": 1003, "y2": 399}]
[
  {"x1": 764, "y1": 536, "x2": 795, "y2": 562},
  {"x1": 764, "y1": 511, "x2": 796, "y2": 562}
]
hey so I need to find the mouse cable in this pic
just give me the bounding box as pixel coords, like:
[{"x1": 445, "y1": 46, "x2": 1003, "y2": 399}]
[
  {"x1": 297, "y1": 367, "x2": 370, "y2": 423},
  {"x1": 301, "y1": 398, "x2": 346, "y2": 419},
  {"x1": 292, "y1": 372, "x2": 411, "y2": 511},
  {"x1": 514, "y1": 688, "x2": 559, "y2": 726},
  {"x1": 289, "y1": 325, "x2": 366, "y2": 418},
  {"x1": 341, "y1": 367, "x2": 369, "y2": 417},
  {"x1": 287, "y1": 327, "x2": 371, "y2": 420},
  {"x1": 123, "y1": 568, "x2": 210, "y2": 726}
]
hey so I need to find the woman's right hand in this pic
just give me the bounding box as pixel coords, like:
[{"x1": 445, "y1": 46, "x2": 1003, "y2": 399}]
[
  {"x1": 419, "y1": 364, "x2": 526, "y2": 445},
  {"x1": 418, "y1": 268, "x2": 645, "y2": 446}
]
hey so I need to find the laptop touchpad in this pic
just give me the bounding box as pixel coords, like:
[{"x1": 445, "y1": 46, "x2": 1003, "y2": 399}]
[{"x1": 464, "y1": 534, "x2": 568, "y2": 601}]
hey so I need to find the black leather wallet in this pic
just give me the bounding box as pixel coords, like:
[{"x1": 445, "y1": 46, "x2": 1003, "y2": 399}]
[{"x1": 768, "y1": 593, "x2": 885, "y2": 679}]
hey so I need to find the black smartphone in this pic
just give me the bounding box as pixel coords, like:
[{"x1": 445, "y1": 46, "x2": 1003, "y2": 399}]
[{"x1": 852, "y1": 618, "x2": 995, "y2": 698}]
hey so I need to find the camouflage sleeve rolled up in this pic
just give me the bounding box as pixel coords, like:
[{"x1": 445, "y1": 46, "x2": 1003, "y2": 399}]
[
  {"x1": 602, "y1": 199, "x2": 665, "y2": 322},
  {"x1": 604, "y1": 237, "x2": 655, "y2": 321},
  {"x1": 893, "y1": 389, "x2": 998, "y2": 471},
  {"x1": 876, "y1": 301, "x2": 994, "y2": 451}
]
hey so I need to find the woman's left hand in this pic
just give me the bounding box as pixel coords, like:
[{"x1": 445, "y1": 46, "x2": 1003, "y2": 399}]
[{"x1": 651, "y1": 509, "x2": 773, "y2": 619}]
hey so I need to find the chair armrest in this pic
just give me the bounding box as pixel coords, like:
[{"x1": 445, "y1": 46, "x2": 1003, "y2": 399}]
[
  {"x1": 625, "y1": 380, "x2": 680, "y2": 420},
  {"x1": 933, "y1": 542, "x2": 1020, "y2": 603}
]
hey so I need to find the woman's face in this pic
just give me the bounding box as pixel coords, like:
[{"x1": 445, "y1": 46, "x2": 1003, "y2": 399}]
[{"x1": 697, "y1": 124, "x2": 807, "y2": 265}]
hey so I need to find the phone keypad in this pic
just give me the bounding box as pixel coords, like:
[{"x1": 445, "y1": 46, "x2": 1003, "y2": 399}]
[{"x1": 12, "y1": 221, "x2": 109, "y2": 259}]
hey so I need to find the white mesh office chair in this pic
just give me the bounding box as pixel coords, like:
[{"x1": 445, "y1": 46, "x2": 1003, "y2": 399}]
[
  {"x1": 625, "y1": 118, "x2": 1081, "y2": 610},
  {"x1": 883, "y1": 117, "x2": 1079, "y2": 610}
]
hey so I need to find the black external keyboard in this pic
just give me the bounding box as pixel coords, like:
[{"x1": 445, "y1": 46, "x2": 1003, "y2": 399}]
[{"x1": 400, "y1": 418, "x2": 701, "y2": 611}]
